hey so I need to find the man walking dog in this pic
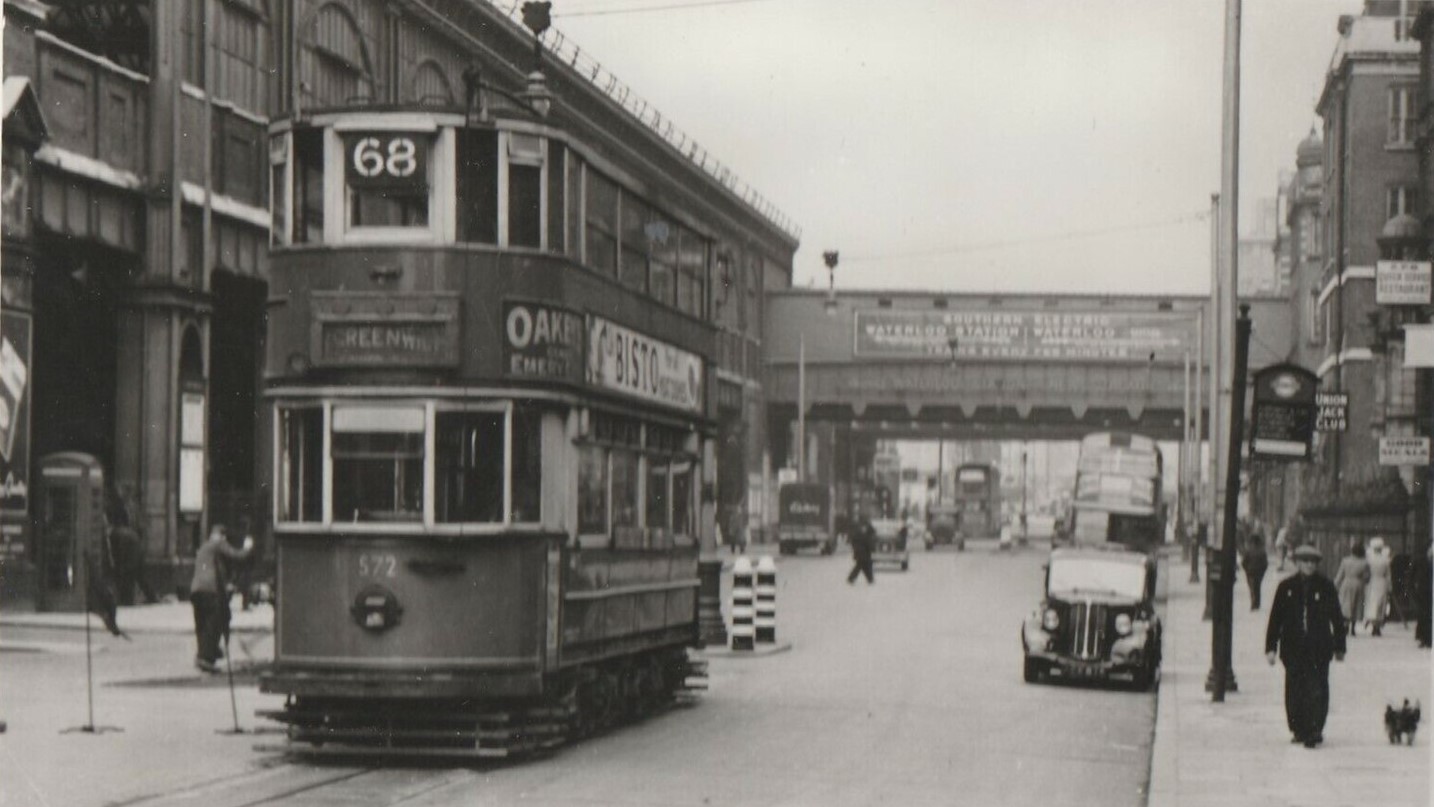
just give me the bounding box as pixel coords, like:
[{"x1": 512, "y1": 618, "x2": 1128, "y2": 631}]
[{"x1": 1266, "y1": 544, "x2": 1346, "y2": 748}]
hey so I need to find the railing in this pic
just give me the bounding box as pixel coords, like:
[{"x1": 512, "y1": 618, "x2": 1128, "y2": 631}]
[{"x1": 483, "y1": 1, "x2": 801, "y2": 243}]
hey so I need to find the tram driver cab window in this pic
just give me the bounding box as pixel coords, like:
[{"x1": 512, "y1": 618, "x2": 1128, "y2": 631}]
[{"x1": 331, "y1": 405, "x2": 424, "y2": 523}]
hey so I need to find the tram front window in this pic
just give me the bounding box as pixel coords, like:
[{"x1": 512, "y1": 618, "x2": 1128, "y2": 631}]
[
  {"x1": 435, "y1": 411, "x2": 505, "y2": 524},
  {"x1": 331, "y1": 405, "x2": 425, "y2": 523}
]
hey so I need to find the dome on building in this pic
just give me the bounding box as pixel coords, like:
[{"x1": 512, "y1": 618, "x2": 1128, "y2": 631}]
[
  {"x1": 1296, "y1": 128, "x2": 1322, "y2": 167},
  {"x1": 1381, "y1": 213, "x2": 1422, "y2": 241}
]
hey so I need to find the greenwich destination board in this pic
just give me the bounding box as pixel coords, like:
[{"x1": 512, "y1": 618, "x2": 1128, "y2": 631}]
[{"x1": 853, "y1": 310, "x2": 1194, "y2": 362}]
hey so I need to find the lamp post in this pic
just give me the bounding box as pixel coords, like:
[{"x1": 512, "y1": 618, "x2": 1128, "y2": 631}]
[{"x1": 799, "y1": 252, "x2": 839, "y2": 483}]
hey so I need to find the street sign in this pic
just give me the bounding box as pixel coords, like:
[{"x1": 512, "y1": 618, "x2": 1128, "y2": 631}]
[
  {"x1": 1250, "y1": 363, "x2": 1317, "y2": 461},
  {"x1": 1315, "y1": 391, "x2": 1348, "y2": 433},
  {"x1": 1376, "y1": 260, "x2": 1432, "y2": 305},
  {"x1": 1379, "y1": 436, "x2": 1431, "y2": 466}
]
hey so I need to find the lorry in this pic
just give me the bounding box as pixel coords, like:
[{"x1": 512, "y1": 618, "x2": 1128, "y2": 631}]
[{"x1": 777, "y1": 483, "x2": 835, "y2": 555}]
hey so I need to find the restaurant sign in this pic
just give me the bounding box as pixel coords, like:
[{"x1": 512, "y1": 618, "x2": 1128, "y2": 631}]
[
  {"x1": 587, "y1": 315, "x2": 703, "y2": 413},
  {"x1": 852, "y1": 310, "x2": 1194, "y2": 362},
  {"x1": 1375, "y1": 261, "x2": 1432, "y2": 305},
  {"x1": 502, "y1": 300, "x2": 584, "y2": 384},
  {"x1": 1379, "y1": 436, "x2": 1431, "y2": 466}
]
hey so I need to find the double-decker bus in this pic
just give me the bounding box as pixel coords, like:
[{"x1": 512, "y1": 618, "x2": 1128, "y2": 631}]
[
  {"x1": 255, "y1": 2, "x2": 796, "y2": 758},
  {"x1": 1065, "y1": 432, "x2": 1166, "y2": 553},
  {"x1": 927, "y1": 462, "x2": 1000, "y2": 549}
]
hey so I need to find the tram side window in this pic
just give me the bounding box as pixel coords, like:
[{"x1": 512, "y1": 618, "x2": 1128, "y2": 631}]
[
  {"x1": 293, "y1": 128, "x2": 324, "y2": 244},
  {"x1": 578, "y1": 444, "x2": 609, "y2": 535},
  {"x1": 331, "y1": 407, "x2": 424, "y2": 523},
  {"x1": 585, "y1": 169, "x2": 619, "y2": 277},
  {"x1": 646, "y1": 457, "x2": 670, "y2": 546},
  {"x1": 548, "y1": 144, "x2": 565, "y2": 254},
  {"x1": 511, "y1": 405, "x2": 543, "y2": 523},
  {"x1": 278, "y1": 408, "x2": 323, "y2": 522},
  {"x1": 435, "y1": 411, "x2": 505, "y2": 524},
  {"x1": 611, "y1": 448, "x2": 641, "y2": 547},
  {"x1": 508, "y1": 132, "x2": 543, "y2": 249},
  {"x1": 457, "y1": 129, "x2": 499, "y2": 244}
]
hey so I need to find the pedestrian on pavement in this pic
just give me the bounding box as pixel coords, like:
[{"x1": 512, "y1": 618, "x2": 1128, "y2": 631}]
[
  {"x1": 1265, "y1": 544, "x2": 1347, "y2": 748},
  {"x1": 1275, "y1": 522, "x2": 1290, "y2": 571},
  {"x1": 1416, "y1": 544, "x2": 1432, "y2": 649},
  {"x1": 1333, "y1": 541, "x2": 1370, "y2": 636},
  {"x1": 847, "y1": 512, "x2": 876, "y2": 585},
  {"x1": 190, "y1": 524, "x2": 252, "y2": 673},
  {"x1": 84, "y1": 545, "x2": 128, "y2": 639},
  {"x1": 1241, "y1": 528, "x2": 1269, "y2": 611},
  {"x1": 230, "y1": 516, "x2": 258, "y2": 611},
  {"x1": 1363, "y1": 537, "x2": 1392, "y2": 637}
]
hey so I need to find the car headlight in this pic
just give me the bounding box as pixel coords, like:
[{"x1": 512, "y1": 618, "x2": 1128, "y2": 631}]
[
  {"x1": 1115, "y1": 614, "x2": 1132, "y2": 636},
  {"x1": 1042, "y1": 608, "x2": 1060, "y2": 631}
]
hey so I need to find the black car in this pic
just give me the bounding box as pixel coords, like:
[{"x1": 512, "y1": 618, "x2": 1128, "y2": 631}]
[{"x1": 1020, "y1": 547, "x2": 1161, "y2": 689}]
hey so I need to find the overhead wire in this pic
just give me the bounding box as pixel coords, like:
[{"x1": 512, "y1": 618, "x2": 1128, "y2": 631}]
[
  {"x1": 555, "y1": 0, "x2": 781, "y2": 18},
  {"x1": 839, "y1": 210, "x2": 1212, "y2": 264}
]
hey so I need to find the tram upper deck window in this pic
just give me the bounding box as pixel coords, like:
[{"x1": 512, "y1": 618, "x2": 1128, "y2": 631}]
[
  {"x1": 457, "y1": 129, "x2": 499, "y2": 244},
  {"x1": 344, "y1": 132, "x2": 431, "y2": 229},
  {"x1": 585, "y1": 170, "x2": 619, "y2": 277},
  {"x1": 331, "y1": 405, "x2": 424, "y2": 523},
  {"x1": 293, "y1": 128, "x2": 324, "y2": 244},
  {"x1": 508, "y1": 133, "x2": 543, "y2": 249}
]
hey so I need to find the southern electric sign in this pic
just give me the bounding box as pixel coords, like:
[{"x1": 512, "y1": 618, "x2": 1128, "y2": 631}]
[{"x1": 853, "y1": 310, "x2": 1194, "y2": 362}]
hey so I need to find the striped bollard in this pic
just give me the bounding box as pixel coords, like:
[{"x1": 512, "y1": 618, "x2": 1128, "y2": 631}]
[
  {"x1": 730, "y1": 557, "x2": 755, "y2": 651},
  {"x1": 754, "y1": 556, "x2": 777, "y2": 644}
]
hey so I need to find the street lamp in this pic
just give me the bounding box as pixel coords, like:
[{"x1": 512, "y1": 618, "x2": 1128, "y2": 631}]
[
  {"x1": 935, "y1": 329, "x2": 959, "y2": 505},
  {"x1": 822, "y1": 250, "x2": 839, "y2": 315}
]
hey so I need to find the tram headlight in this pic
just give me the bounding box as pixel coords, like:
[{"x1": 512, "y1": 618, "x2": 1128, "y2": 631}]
[
  {"x1": 1115, "y1": 614, "x2": 1132, "y2": 636},
  {"x1": 1042, "y1": 608, "x2": 1060, "y2": 631}
]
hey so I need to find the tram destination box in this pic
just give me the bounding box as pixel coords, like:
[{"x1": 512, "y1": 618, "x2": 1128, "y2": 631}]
[{"x1": 310, "y1": 292, "x2": 461, "y2": 368}]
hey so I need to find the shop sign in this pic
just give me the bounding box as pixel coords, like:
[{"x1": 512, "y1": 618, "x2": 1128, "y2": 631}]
[
  {"x1": 1406, "y1": 324, "x2": 1434, "y2": 369},
  {"x1": 586, "y1": 315, "x2": 703, "y2": 414},
  {"x1": 502, "y1": 300, "x2": 583, "y2": 384},
  {"x1": 1315, "y1": 391, "x2": 1348, "y2": 433},
  {"x1": 0, "y1": 523, "x2": 24, "y2": 560},
  {"x1": 1379, "y1": 436, "x2": 1431, "y2": 466},
  {"x1": 0, "y1": 311, "x2": 31, "y2": 515},
  {"x1": 1375, "y1": 261, "x2": 1432, "y2": 305},
  {"x1": 853, "y1": 309, "x2": 1194, "y2": 362},
  {"x1": 1250, "y1": 363, "x2": 1317, "y2": 461}
]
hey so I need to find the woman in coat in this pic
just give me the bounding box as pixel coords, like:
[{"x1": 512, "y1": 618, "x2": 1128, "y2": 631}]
[
  {"x1": 1333, "y1": 541, "x2": 1371, "y2": 636},
  {"x1": 1363, "y1": 537, "x2": 1393, "y2": 636}
]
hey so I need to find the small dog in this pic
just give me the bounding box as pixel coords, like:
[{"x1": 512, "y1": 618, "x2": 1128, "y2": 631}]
[{"x1": 1385, "y1": 699, "x2": 1421, "y2": 745}]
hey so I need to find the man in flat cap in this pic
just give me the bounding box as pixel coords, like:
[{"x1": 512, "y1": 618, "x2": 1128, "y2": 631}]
[{"x1": 1265, "y1": 543, "x2": 1346, "y2": 748}]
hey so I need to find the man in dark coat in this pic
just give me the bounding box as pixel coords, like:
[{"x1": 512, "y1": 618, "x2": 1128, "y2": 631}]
[
  {"x1": 847, "y1": 512, "x2": 876, "y2": 585},
  {"x1": 1265, "y1": 544, "x2": 1346, "y2": 748},
  {"x1": 1416, "y1": 544, "x2": 1432, "y2": 649},
  {"x1": 1241, "y1": 529, "x2": 1270, "y2": 611}
]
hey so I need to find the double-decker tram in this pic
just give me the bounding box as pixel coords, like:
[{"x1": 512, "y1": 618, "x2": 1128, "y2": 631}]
[{"x1": 253, "y1": 21, "x2": 794, "y2": 753}]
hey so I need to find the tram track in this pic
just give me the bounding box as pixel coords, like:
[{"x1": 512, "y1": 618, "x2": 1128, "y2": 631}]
[{"x1": 117, "y1": 762, "x2": 485, "y2": 807}]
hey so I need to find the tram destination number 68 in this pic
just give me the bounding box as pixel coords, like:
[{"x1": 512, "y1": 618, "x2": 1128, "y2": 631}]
[{"x1": 350, "y1": 136, "x2": 420, "y2": 180}]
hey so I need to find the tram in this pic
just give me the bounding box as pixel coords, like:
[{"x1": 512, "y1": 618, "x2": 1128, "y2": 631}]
[{"x1": 256, "y1": 3, "x2": 795, "y2": 758}]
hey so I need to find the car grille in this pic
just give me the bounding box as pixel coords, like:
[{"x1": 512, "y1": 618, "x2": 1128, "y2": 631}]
[{"x1": 1066, "y1": 601, "x2": 1107, "y2": 661}]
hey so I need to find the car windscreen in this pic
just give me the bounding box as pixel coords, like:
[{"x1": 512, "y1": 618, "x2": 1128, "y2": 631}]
[{"x1": 1048, "y1": 558, "x2": 1145, "y2": 600}]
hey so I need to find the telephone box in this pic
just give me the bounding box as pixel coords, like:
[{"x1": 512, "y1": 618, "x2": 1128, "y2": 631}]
[{"x1": 33, "y1": 453, "x2": 104, "y2": 612}]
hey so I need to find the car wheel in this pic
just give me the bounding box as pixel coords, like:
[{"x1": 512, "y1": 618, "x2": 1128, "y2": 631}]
[
  {"x1": 957, "y1": 540, "x2": 966, "y2": 552},
  {"x1": 1131, "y1": 664, "x2": 1154, "y2": 692},
  {"x1": 1023, "y1": 657, "x2": 1042, "y2": 684},
  {"x1": 924, "y1": 540, "x2": 933, "y2": 550},
  {"x1": 901, "y1": 560, "x2": 909, "y2": 571},
  {"x1": 820, "y1": 542, "x2": 834, "y2": 555}
]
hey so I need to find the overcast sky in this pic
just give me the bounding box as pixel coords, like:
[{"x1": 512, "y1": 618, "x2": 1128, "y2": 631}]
[{"x1": 544, "y1": 0, "x2": 1362, "y2": 296}]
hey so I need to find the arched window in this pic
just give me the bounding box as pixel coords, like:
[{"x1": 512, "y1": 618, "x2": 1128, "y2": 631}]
[
  {"x1": 412, "y1": 60, "x2": 455, "y2": 107},
  {"x1": 301, "y1": 3, "x2": 376, "y2": 108}
]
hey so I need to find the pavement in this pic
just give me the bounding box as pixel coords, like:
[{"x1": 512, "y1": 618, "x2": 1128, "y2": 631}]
[
  {"x1": 0, "y1": 598, "x2": 274, "y2": 639},
  {"x1": 1147, "y1": 555, "x2": 1433, "y2": 807}
]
